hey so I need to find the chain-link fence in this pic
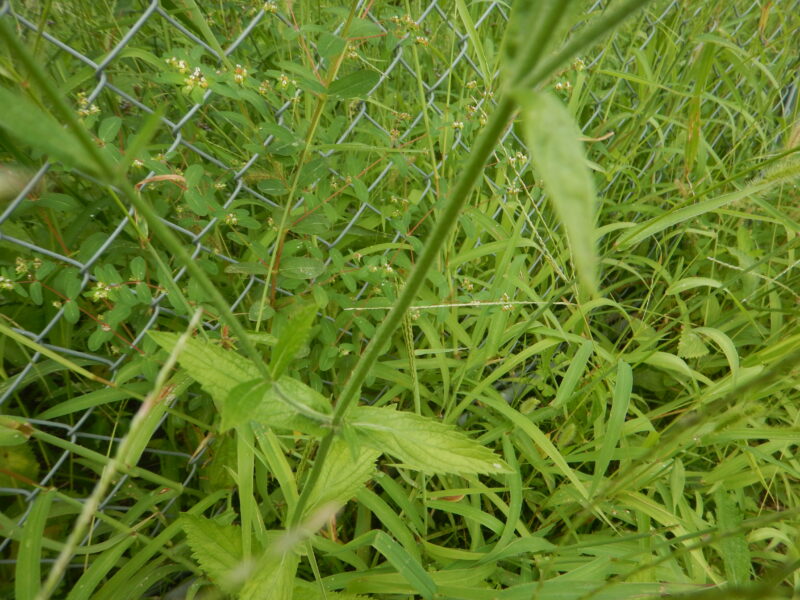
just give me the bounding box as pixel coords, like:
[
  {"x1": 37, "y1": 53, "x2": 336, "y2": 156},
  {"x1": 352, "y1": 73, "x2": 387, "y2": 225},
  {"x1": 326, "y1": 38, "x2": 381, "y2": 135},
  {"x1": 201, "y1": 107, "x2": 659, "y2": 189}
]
[{"x1": 1, "y1": 0, "x2": 798, "y2": 591}]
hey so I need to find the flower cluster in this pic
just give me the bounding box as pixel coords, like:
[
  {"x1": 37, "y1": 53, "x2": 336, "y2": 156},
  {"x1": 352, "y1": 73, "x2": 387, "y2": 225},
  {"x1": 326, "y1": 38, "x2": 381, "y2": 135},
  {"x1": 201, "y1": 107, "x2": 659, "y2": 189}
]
[
  {"x1": 184, "y1": 67, "x2": 209, "y2": 90},
  {"x1": 90, "y1": 281, "x2": 113, "y2": 302},
  {"x1": 390, "y1": 14, "x2": 420, "y2": 31},
  {"x1": 277, "y1": 73, "x2": 296, "y2": 89},
  {"x1": 165, "y1": 56, "x2": 189, "y2": 74},
  {"x1": 508, "y1": 151, "x2": 528, "y2": 167},
  {"x1": 14, "y1": 256, "x2": 42, "y2": 275},
  {"x1": 233, "y1": 64, "x2": 248, "y2": 85},
  {"x1": 0, "y1": 275, "x2": 14, "y2": 291},
  {"x1": 501, "y1": 292, "x2": 514, "y2": 311},
  {"x1": 389, "y1": 195, "x2": 409, "y2": 218},
  {"x1": 263, "y1": 2, "x2": 278, "y2": 13},
  {"x1": 462, "y1": 81, "x2": 492, "y2": 126},
  {"x1": 76, "y1": 92, "x2": 100, "y2": 118}
]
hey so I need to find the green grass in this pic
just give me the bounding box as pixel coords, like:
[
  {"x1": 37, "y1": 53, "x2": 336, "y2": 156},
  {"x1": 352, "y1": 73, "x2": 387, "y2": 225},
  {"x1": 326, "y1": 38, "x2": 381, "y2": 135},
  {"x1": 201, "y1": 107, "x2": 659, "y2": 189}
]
[{"x1": 1, "y1": 0, "x2": 800, "y2": 598}]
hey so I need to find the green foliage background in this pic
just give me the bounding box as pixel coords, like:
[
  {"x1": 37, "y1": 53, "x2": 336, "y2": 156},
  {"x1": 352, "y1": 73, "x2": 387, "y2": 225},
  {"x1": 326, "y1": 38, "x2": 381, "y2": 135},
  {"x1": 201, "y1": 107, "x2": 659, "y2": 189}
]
[{"x1": 1, "y1": 0, "x2": 800, "y2": 598}]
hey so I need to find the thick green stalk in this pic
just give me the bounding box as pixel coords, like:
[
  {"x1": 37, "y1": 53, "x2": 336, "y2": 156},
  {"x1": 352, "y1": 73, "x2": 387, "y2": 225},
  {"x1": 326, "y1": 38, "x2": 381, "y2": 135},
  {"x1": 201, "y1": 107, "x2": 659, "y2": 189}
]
[
  {"x1": 288, "y1": 3, "x2": 562, "y2": 526},
  {"x1": 290, "y1": 0, "x2": 657, "y2": 529}
]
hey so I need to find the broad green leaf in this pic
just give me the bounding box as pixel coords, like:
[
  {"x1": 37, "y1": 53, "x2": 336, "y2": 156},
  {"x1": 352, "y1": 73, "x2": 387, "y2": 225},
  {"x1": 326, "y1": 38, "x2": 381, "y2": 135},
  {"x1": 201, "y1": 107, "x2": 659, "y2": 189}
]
[
  {"x1": 0, "y1": 85, "x2": 97, "y2": 174},
  {"x1": 303, "y1": 438, "x2": 381, "y2": 517},
  {"x1": 518, "y1": 90, "x2": 598, "y2": 296},
  {"x1": 0, "y1": 416, "x2": 31, "y2": 446},
  {"x1": 348, "y1": 17, "x2": 383, "y2": 38},
  {"x1": 98, "y1": 116, "x2": 122, "y2": 142},
  {"x1": 240, "y1": 550, "x2": 298, "y2": 600},
  {"x1": 591, "y1": 361, "x2": 631, "y2": 495},
  {"x1": 201, "y1": 434, "x2": 237, "y2": 492},
  {"x1": 328, "y1": 70, "x2": 380, "y2": 98},
  {"x1": 351, "y1": 406, "x2": 511, "y2": 475},
  {"x1": 0, "y1": 442, "x2": 40, "y2": 488},
  {"x1": 279, "y1": 257, "x2": 326, "y2": 280},
  {"x1": 677, "y1": 329, "x2": 710, "y2": 359},
  {"x1": 15, "y1": 489, "x2": 54, "y2": 600},
  {"x1": 148, "y1": 331, "x2": 261, "y2": 406},
  {"x1": 317, "y1": 32, "x2": 346, "y2": 59},
  {"x1": 221, "y1": 377, "x2": 331, "y2": 434},
  {"x1": 271, "y1": 303, "x2": 317, "y2": 378},
  {"x1": 224, "y1": 261, "x2": 270, "y2": 275},
  {"x1": 180, "y1": 514, "x2": 244, "y2": 585}
]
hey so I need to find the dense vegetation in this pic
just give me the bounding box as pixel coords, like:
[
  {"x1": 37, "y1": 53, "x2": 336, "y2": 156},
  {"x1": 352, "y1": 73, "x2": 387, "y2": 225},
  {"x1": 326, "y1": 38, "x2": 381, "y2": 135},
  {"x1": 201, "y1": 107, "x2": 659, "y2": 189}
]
[{"x1": 1, "y1": 1, "x2": 799, "y2": 598}]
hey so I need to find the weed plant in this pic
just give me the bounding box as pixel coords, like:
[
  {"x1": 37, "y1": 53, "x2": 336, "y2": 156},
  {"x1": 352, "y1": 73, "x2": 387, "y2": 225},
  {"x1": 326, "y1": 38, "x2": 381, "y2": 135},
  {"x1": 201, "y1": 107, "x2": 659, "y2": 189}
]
[{"x1": 1, "y1": 1, "x2": 800, "y2": 599}]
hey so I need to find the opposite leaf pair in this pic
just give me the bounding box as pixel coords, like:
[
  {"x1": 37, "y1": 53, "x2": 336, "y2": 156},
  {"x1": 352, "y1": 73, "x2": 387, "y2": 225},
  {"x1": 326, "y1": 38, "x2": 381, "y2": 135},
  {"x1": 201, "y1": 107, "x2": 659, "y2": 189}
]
[{"x1": 150, "y1": 331, "x2": 511, "y2": 480}]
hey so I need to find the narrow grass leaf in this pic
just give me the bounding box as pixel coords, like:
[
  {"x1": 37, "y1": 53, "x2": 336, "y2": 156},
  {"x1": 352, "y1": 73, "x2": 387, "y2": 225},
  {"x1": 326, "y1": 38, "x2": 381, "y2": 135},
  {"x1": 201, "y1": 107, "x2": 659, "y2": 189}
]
[
  {"x1": 38, "y1": 384, "x2": 149, "y2": 419},
  {"x1": 0, "y1": 86, "x2": 96, "y2": 174},
  {"x1": 94, "y1": 491, "x2": 228, "y2": 600},
  {"x1": 372, "y1": 531, "x2": 437, "y2": 600},
  {"x1": 517, "y1": 90, "x2": 598, "y2": 296},
  {"x1": 426, "y1": 499, "x2": 504, "y2": 534},
  {"x1": 355, "y1": 489, "x2": 422, "y2": 561},
  {"x1": 695, "y1": 327, "x2": 740, "y2": 377},
  {"x1": 591, "y1": 360, "x2": 631, "y2": 495},
  {"x1": 480, "y1": 395, "x2": 591, "y2": 505},
  {"x1": 15, "y1": 490, "x2": 55, "y2": 600},
  {"x1": 455, "y1": 0, "x2": 492, "y2": 87},
  {"x1": 294, "y1": 582, "x2": 369, "y2": 600},
  {"x1": 666, "y1": 277, "x2": 723, "y2": 295},
  {"x1": 640, "y1": 351, "x2": 713, "y2": 386},
  {"x1": 352, "y1": 406, "x2": 511, "y2": 475},
  {"x1": 615, "y1": 181, "x2": 773, "y2": 250},
  {"x1": 64, "y1": 536, "x2": 136, "y2": 600},
  {"x1": 552, "y1": 340, "x2": 593, "y2": 409}
]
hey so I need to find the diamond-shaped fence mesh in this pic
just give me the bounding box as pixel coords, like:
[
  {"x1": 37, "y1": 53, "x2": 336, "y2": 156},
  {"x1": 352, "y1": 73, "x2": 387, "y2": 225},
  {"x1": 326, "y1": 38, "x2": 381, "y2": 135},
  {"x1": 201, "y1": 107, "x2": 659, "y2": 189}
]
[{"x1": 1, "y1": 0, "x2": 798, "y2": 591}]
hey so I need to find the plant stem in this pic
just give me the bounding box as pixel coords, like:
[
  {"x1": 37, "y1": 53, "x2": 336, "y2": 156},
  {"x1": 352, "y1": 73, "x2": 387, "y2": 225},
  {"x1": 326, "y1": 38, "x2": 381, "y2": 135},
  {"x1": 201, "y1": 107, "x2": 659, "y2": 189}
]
[
  {"x1": 254, "y1": 0, "x2": 361, "y2": 329},
  {"x1": 36, "y1": 311, "x2": 203, "y2": 600},
  {"x1": 289, "y1": 0, "x2": 658, "y2": 529}
]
